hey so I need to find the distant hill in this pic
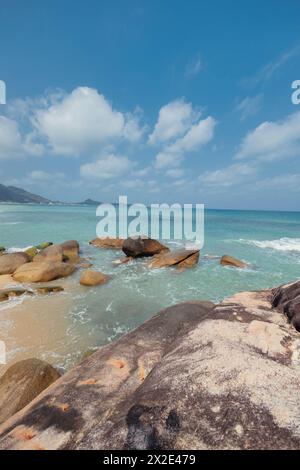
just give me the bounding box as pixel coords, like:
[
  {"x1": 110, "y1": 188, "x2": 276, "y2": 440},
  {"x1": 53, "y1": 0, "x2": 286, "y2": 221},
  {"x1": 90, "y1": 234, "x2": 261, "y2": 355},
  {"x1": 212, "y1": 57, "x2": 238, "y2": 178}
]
[
  {"x1": 79, "y1": 198, "x2": 101, "y2": 205},
  {"x1": 0, "y1": 183, "x2": 52, "y2": 204}
]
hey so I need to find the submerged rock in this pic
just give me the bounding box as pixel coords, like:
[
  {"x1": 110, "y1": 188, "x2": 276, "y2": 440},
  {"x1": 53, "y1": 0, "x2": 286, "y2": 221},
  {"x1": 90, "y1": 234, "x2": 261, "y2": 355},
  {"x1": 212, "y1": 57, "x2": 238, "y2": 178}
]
[
  {"x1": 0, "y1": 359, "x2": 60, "y2": 425},
  {"x1": 89, "y1": 238, "x2": 124, "y2": 249},
  {"x1": 1, "y1": 283, "x2": 300, "y2": 450},
  {"x1": 0, "y1": 253, "x2": 29, "y2": 275},
  {"x1": 148, "y1": 249, "x2": 199, "y2": 269},
  {"x1": 80, "y1": 269, "x2": 110, "y2": 286},
  {"x1": 35, "y1": 286, "x2": 64, "y2": 295},
  {"x1": 122, "y1": 236, "x2": 169, "y2": 258},
  {"x1": 0, "y1": 288, "x2": 33, "y2": 302},
  {"x1": 220, "y1": 255, "x2": 246, "y2": 268},
  {"x1": 13, "y1": 261, "x2": 76, "y2": 283}
]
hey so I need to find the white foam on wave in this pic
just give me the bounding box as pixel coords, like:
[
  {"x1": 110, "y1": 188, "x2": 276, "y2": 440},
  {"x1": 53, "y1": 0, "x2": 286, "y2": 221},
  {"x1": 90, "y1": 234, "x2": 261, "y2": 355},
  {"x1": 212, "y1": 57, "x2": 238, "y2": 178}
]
[
  {"x1": 1, "y1": 221, "x2": 24, "y2": 225},
  {"x1": 6, "y1": 246, "x2": 33, "y2": 253},
  {"x1": 240, "y1": 237, "x2": 300, "y2": 252}
]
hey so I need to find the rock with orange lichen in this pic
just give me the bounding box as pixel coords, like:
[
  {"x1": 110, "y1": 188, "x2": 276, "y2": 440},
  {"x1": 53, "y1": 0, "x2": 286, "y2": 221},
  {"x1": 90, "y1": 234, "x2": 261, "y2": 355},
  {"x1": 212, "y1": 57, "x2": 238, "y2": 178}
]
[{"x1": 0, "y1": 359, "x2": 60, "y2": 425}]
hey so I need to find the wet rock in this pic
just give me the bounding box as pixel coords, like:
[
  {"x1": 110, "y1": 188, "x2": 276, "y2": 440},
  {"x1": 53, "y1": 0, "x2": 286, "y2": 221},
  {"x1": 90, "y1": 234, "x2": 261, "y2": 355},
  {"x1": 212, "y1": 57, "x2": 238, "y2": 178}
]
[
  {"x1": 0, "y1": 246, "x2": 5, "y2": 254},
  {"x1": 74, "y1": 258, "x2": 93, "y2": 269},
  {"x1": 35, "y1": 286, "x2": 64, "y2": 295},
  {"x1": 60, "y1": 240, "x2": 80, "y2": 262},
  {"x1": 148, "y1": 249, "x2": 199, "y2": 269},
  {"x1": 220, "y1": 255, "x2": 246, "y2": 269},
  {"x1": 89, "y1": 238, "x2": 124, "y2": 249},
  {"x1": 80, "y1": 269, "x2": 110, "y2": 286},
  {"x1": 0, "y1": 359, "x2": 60, "y2": 425},
  {"x1": 13, "y1": 261, "x2": 76, "y2": 283},
  {"x1": 112, "y1": 257, "x2": 133, "y2": 266},
  {"x1": 0, "y1": 288, "x2": 33, "y2": 302},
  {"x1": 122, "y1": 237, "x2": 169, "y2": 258},
  {"x1": 33, "y1": 244, "x2": 63, "y2": 263},
  {"x1": 0, "y1": 252, "x2": 29, "y2": 275}
]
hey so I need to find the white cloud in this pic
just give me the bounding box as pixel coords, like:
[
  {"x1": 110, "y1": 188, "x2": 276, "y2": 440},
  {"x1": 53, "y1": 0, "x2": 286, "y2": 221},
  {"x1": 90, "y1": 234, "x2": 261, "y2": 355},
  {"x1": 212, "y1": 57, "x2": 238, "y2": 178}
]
[
  {"x1": 33, "y1": 87, "x2": 143, "y2": 156},
  {"x1": 0, "y1": 116, "x2": 24, "y2": 159},
  {"x1": 80, "y1": 154, "x2": 131, "y2": 180},
  {"x1": 252, "y1": 174, "x2": 300, "y2": 192},
  {"x1": 154, "y1": 116, "x2": 216, "y2": 169},
  {"x1": 236, "y1": 111, "x2": 300, "y2": 161},
  {"x1": 236, "y1": 94, "x2": 263, "y2": 121},
  {"x1": 148, "y1": 99, "x2": 198, "y2": 145},
  {"x1": 199, "y1": 163, "x2": 257, "y2": 187},
  {"x1": 185, "y1": 55, "x2": 203, "y2": 78},
  {"x1": 0, "y1": 116, "x2": 42, "y2": 160},
  {"x1": 166, "y1": 168, "x2": 185, "y2": 178},
  {"x1": 154, "y1": 151, "x2": 183, "y2": 170}
]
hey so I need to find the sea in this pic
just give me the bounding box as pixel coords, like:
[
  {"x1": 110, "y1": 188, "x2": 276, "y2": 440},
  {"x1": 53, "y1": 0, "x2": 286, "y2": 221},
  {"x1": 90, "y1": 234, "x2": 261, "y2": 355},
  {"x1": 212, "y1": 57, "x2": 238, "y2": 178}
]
[{"x1": 0, "y1": 203, "x2": 300, "y2": 371}]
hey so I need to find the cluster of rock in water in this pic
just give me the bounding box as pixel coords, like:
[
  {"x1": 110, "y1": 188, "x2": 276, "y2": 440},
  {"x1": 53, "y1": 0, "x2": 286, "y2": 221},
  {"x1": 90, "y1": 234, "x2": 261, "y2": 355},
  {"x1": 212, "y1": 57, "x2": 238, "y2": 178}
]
[
  {"x1": 0, "y1": 236, "x2": 247, "y2": 297},
  {"x1": 0, "y1": 237, "x2": 300, "y2": 449}
]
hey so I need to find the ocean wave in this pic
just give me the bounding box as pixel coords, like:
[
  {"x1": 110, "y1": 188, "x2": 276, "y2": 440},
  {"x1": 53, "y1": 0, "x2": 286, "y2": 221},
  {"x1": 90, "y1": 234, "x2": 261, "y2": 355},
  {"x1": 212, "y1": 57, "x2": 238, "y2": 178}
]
[
  {"x1": 240, "y1": 237, "x2": 300, "y2": 252},
  {"x1": 1, "y1": 221, "x2": 24, "y2": 225}
]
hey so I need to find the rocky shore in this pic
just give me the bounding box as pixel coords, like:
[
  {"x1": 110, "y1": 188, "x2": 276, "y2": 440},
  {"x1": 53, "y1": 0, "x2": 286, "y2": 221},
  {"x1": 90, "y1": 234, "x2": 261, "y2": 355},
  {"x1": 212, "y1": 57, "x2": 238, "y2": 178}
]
[{"x1": 0, "y1": 273, "x2": 299, "y2": 449}]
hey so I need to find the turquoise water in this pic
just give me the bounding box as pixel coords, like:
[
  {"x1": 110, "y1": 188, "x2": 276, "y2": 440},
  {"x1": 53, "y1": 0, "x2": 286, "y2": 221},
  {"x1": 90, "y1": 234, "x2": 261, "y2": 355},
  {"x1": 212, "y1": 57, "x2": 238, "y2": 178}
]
[{"x1": 1, "y1": 204, "x2": 300, "y2": 370}]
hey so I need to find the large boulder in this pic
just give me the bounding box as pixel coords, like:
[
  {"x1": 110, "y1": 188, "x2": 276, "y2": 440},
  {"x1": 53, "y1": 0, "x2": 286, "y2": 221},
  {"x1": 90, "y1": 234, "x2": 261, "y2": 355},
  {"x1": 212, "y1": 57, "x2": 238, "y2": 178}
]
[
  {"x1": 80, "y1": 269, "x2": 110, "y2": 286},
  {"x1": 122, "y1": 237, "x2": 169, "y2": 258},
  {"x1": 89, "y1": 238, "x2": 124, "y2": 249},
  {"x1": 0, "y1": 358, "x2": 60, "y2": 425},
  {"x1": 148, "y1": 249, "x2": 199, "y2": 269},
  {"x1": 1, "y1": 284, "x2": 300, "y2": 450},
  {"x1": 272, "y1": 280, "x2": 300, "y2": 331},
  {"x1": 60, "y1": 240, "x2": 80, "y2": 261},
  {"x1": 13, "y1": 261, "x2": 76, "y2": 283},
  {"x1": 0, "y1": 253, "x2": 29, "y2": 275},
  {"x1": 220, "y1": 255, "x2": 246, "y2": 269},
  {"x1": 33, "y1": 244, "x2": 63, "y2": 263}
]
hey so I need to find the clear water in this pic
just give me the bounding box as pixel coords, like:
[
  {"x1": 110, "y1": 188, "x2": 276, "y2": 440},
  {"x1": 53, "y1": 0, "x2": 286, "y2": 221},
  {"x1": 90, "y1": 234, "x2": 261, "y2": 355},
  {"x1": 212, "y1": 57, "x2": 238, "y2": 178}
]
[{"x1": 1, "y1": 204, "x2": 300, "y2": 371}]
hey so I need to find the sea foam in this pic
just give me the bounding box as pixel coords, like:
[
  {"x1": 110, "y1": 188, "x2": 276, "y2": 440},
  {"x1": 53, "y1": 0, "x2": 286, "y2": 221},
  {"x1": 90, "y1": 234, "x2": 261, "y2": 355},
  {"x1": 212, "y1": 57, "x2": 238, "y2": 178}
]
[{"x1": 241, "y1": 237, "x2": 300, "y2": 252}]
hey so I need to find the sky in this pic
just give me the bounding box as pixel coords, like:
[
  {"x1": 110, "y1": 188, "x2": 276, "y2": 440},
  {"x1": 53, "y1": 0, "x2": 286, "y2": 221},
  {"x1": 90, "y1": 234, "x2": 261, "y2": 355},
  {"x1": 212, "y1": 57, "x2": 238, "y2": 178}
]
[{"x1": 1, "y1": 0, "x2": 300, "y2": 210}]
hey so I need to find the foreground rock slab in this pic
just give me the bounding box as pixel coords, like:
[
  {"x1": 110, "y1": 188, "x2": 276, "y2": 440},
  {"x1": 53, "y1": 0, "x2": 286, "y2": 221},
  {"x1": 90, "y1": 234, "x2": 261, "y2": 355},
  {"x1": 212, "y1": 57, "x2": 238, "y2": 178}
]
[
  {"x1": 0, "y1": 253, "x2": 29, "y2": 275},
  {"x1": 89, "y1": 238, "x2": 124, "y2": 249},
  {"x1": 0, "y1": 283, "x2": 300, "y2": 450},
  {"x1": 148, "y1": 249, "x2": 199, "y2": 269},
  {"x1": 13, "y1": 261, "x2": 76, "y2": 283},
  {"x1": 0, "y1": 359, "x2": 60, "y2": 425},
  {"x1": 122, "y1": 237, "x2": 169, "y2": 258}
]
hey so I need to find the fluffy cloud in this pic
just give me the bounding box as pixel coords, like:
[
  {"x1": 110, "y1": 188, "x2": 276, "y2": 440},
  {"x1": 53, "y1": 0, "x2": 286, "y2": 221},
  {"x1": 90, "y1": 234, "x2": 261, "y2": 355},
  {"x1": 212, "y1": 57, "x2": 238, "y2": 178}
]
[
  {"x1": 154, "y1": 115, "x2": 216, "y2": 169},
  {"x1": 148, "y1": 99, "x2": 198, "y2": 145},
  {"x1": 80, "y1": 154, "x2": 131, "y2": 180},
  {"x1": 236, "y1": 111, "x2": 300, "y2": 161},
  {"x1": 0, "y1": 116, "x2": 43, "y2": 159},
  {"x1": 199, "y1": 163, "x2": 256, "y2": 187},
  {"x1": 33, "y1": 87, "x2": 143, "y2": 156}
]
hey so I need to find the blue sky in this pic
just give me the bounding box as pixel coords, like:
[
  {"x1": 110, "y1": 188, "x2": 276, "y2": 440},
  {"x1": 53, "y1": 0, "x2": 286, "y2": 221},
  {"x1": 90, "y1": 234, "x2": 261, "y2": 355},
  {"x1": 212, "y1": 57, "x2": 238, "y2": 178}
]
[{"x1": 1, "y1": 0, "x2": 300, "y2": 210}]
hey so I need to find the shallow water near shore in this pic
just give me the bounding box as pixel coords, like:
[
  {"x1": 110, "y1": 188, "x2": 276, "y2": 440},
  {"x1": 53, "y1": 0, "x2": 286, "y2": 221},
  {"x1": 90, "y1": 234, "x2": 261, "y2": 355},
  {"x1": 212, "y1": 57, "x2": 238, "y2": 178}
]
[{"x1": 1, "y1": 204, "x2": 300, "y2": 373}]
